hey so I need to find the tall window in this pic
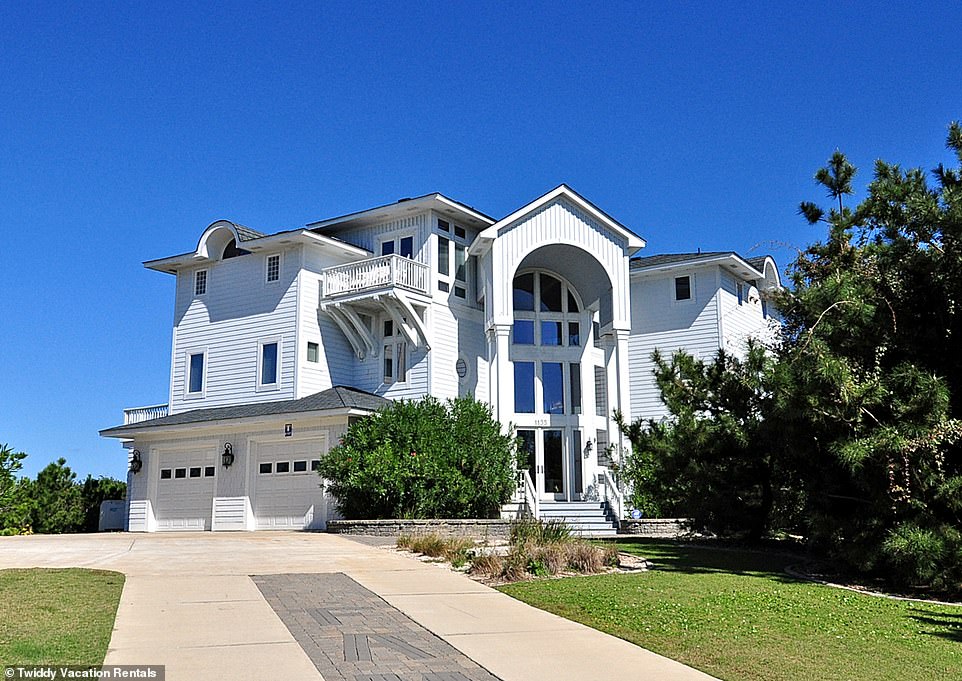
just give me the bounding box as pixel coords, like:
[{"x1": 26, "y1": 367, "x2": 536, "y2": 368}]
[
  {"x1": 188, "y1": 352, "x2": 204, "y2": 394},
  {"x1": 674, "y1": 275, "x2": 692, "y2": 301},
  {"x1": 194, "y1": 270, "x2": 207, "y2": 296},
  {"x1": 259, "y1": 341, "x2": 279, "y2": 388},
  {"x1": 382, "y1": 319, "x2": 407, "y2": 384}
]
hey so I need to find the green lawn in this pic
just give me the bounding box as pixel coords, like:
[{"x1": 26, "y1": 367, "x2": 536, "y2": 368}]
[
  {"x1": 498, "y1": 540, "x2": 962, "y2": 681},
  {"x1": 0, "y1": 568, "x2": 125, "y2": 667}
]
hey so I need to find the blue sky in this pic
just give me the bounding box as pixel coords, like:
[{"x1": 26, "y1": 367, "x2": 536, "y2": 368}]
[{"x1": 1, "y1": 2, "x2": 960, "y2": 480}]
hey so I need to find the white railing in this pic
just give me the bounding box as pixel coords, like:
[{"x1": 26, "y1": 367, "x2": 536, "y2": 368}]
[
  {"x1": 123, "y1": 404, "x2": 169, "y2": 425},
  {"x1": 600, "y1": 469, "x2": 624, "y2": 522},
  {"x1": 321, "y1": 254, "x2": 429, "y2": 299},
  {"x1": 518, "y1": 468, "x2": 540, "y2": 519}
]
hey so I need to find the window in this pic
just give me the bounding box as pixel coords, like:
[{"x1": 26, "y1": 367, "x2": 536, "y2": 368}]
[
  {"x1": 400, "y1": 236, "x2": 413, "y2": 258},
  {"x1": 570, "y1": 363, "x2": 582, "y2": 414},
  {"x1": 194, "y1": 270, "x2": 207, "y2": 296},
  {"x1": 736, "y1": 282, "x2": 744, "y2": 305},
  {"x1": 175, "y1": 468, "x2": 187, "y2": 479},
  {"x1": 518, "y1": 429, "x2": 536, "y2": 478},
  {"x1": 188, "y1": 352, "x2": 205, "y2": 395},
  {"x1": 511, "y1": 271, "x2": 581, "y2": 346},
  {"x1": 543, "y1": 362, "x2": 565, "y2": 414},
  {"x1": 307, "y1": 342, "x2": 319, "y2": 363},
  {"x1": 276, "y1": 461, "x2": 290, "y2": 473},
  {"x1": 595, "y1": 366, "x2": 608, "y2": 417},
  {"x1": 160, "y1": 469, "x2": 172, "y2": 480},
  {"x1": 266, "y1": 255, "x2": 280, "y2": 283},
  {"x1": 382, "y1": 318, "x2": 407, "y2": 384},
  {"x1": 438, "y1": 281, "x2": 449, "y2": 293},
  {"x1": 310, "y1": 459, "x2": 321, "y2": 471},
  {"x1": 438, "y1": 219, "x2": 450, "y2": 232},
  {"x1": 259, "y1": 341, "x2": 279, "y2": 388},
  {"x1": 438, "y1": 236, "x2": 450, "y2": 276},
  {"x1": 293, "y1": 460, "x2": 308, "y2": 473},
  {"x1": 674, "y1": 275, "x2": 692, "y2": 301},
  {"x1": 189, "y1": 467, "x2": 201, "y2": 478},
  {"x1": 259, "y1": 462, "x2": 272, "y2": 474},
  {"x1": 513, "y1": 320, "x2": 535, "y2": 345},
  {"x1": 381, "y1": 240, "x2": 395, "y2": 256},
  {"x1": 762, "y1": 299, "x2": 769, "y2": 319},
  {"x1": 454, "y1": 225, "x2": 465, "y2": 239},
  {"x1": 514, "y1": 361, "x2": 535, "y2": 413},
  {"x1": 204, "y1": 466, "x2": 215, "y2": 477}
]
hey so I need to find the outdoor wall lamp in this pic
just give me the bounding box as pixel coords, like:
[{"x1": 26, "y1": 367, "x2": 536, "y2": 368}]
[
  {"x1": 130, "y1": 450, "x2": 143, "y2": 474},
  {"x1": 222, "y1": 442, "x2": 235, "y2": 468},
  {"x1": 584, "y1": 440, "x2": 593, "y2": 459}
]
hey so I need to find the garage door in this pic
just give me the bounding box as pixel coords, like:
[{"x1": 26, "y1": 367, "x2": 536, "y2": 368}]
[
  {"x1": 154, "y1": 449, "x2": 217, "y2": 531},
  {"x1": 252, "y1": 439, "x2": 326, "y2": 530}
]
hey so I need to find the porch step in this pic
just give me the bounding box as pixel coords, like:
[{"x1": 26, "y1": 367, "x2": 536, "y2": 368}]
[{"x1": 540, "y1": 501, "x2": 619, "y2": 537}]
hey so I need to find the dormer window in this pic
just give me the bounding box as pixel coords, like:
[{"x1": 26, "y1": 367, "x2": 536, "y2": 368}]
[
  {"x1": 266, "y1": 255, "x2": 280, "y2": 283},
  {"x1": 194, "y1": 270, "x2": 207, "y2": 296},
  {"x1": 222, "y1": 239, "x2": 250, "y2": 259}
]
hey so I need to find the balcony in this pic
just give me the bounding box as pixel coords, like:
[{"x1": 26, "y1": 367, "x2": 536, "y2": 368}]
[
  {"x1": 123, "y1": 404, "x2": 169, "y2": 425},
  {"x1": 320, "y1": 254, "x2": 429, "y2": 300}
]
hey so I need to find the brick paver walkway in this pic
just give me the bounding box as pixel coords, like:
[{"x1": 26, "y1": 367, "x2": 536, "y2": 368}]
[{"x1": 254, "y1": 573, "x2": 501, "y2": 681}]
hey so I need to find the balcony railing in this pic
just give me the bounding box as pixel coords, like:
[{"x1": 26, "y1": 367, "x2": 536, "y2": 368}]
[
  {"x1": 124, "y1": 404, "x2": 169, "y2": 425},
  {"x1": 321, "y1": 254, "x2": 429, "y2": 299}
]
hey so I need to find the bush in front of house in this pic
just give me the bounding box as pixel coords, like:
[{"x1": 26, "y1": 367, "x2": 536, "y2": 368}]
[{"x1": 317, "y1": 396, "x2": 520, "y2": 519}]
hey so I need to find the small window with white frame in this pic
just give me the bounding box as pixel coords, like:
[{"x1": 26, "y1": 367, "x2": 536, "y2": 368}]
[
  {"x1": 266, "y1": 254, "x2": 280, "y2": 283},
  {"x1": 194, "y1": 269, "x2": 208, "y2": 296},
  {"x1": 674, "y1": 275, "x2": 692, "y2": 302}
]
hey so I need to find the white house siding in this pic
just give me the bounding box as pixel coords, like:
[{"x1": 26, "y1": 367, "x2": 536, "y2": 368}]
[
  {"x1": 628, "y1": 267, "x2": 722, "y2": 421},
  {"x1": 717, "y1": 272, "x2": 778, "y2": 358},
  {"x1": 295, "y1": 265, "x2": 356, "y2": 398},
  {"x1": 169, "y1": 248, "x2": 299, "y2": 414},
  {"x1": 323, "y1": 213, "x2": 430, "y2": 261}
]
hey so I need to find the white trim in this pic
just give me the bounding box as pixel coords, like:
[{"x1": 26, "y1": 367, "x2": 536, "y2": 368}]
[
  {"x1": 256, "y1": 338, "x2": 282, "y2": 392},
  {"x1": 184, "y1": 347, "x2": 208, "y2": 399},
  {"x1": 671, "y1": 273, "x2": 695, "y2": 305},
  {"x1": 265, "y1": 253, "x2": 281, "y2": 284}
]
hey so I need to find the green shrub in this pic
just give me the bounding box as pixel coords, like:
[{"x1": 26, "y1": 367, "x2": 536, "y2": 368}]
[{"x1": 317, "y1": 396, "x2": 520, "y2": 519}]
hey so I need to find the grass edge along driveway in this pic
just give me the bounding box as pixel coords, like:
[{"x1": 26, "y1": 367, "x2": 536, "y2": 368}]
[
  {"x1": 498, "y1": 539, "x2": 961, "y2": 681},
  {"x1": 0, "y1": 568, "x2": 125, "y2": 667}
]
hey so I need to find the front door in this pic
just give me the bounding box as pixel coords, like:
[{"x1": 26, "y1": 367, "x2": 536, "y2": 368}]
[{"x1": 518, "y1": 428, "x2": 568, "y2": 501}]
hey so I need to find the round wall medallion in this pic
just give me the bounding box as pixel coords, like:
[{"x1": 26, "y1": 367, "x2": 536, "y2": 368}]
[{"x1": 456, "y1": 358, "x2": 468, "y2": 379}]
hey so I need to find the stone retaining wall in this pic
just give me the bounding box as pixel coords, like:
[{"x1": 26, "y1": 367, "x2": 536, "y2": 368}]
[
  {"x1": 619, "y1": 518, "x2": 692, "y2": 538},
  {"x1": 326, "y1": 519, "x2": 511, "y2": 539}
]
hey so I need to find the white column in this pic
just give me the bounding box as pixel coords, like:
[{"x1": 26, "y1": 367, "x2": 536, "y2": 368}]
[
  {"x1": 612, "y1": 326, "x2": 632, "y2": 456},
  {"x1": 489, "y1": 323, "x2": 513, "y2": 424}
]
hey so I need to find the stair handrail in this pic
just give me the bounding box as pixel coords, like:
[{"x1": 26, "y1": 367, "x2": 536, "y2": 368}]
[
  {"x1": 519, "y1": 468, "x2": 539, "y2": 519},
  {"x1": 600, "y1": 468, "x2": 623, "y2": 522}
]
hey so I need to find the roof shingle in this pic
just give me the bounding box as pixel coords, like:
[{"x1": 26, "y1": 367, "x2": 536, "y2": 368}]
[{"x1": 100, "y1": 386, "x2": 389, "y2": 436}]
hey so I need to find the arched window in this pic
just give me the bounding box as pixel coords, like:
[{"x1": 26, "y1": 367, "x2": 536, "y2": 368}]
[{"x1": 512, "y1": 272, "x2": 581, "y2": 347}]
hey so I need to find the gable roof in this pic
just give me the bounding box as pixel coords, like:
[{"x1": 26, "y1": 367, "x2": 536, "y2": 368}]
[
  {"x1": 630, "y1": 251, "x2": 781, "y2": 289},
  {"x1": 233, "y1": 224, "x2": 266, "y2": 241},
  {"x1": 471, "y1": 184, "x2": 646, "y2": 256},
  {"x1": 307, "y1": 193, "x2": 495, "y2": 233},
  {"x1": 630, "y1": 252, "x2": 732, "y2": 269},
  {"x1": 100, "y1": 386, "x2": 389, "y2": 437}
]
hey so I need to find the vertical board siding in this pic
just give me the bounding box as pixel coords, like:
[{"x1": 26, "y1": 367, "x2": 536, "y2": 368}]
[{"x1": 169, "y1": 248, "x2": 300, "y2": 414}]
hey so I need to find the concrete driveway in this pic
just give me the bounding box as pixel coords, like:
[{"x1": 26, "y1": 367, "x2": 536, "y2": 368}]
[{"x1": 0, "y1": 532, "x2": 716, "y2": 681}]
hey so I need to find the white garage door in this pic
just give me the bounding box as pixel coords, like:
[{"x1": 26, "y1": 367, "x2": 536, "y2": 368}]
[
  {"x1": 154, "y1": 449, "x2": 217, "y2": 531},
  {"x1": 253, "y1": 439, "x2": 326, "y2": 530}
]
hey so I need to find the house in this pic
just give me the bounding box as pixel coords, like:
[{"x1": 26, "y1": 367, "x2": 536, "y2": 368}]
[{"x1": 101, "y1": 185, "x2": 780, "y2": 532}]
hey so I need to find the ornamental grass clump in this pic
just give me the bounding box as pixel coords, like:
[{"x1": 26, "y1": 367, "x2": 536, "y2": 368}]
[
  {"x1": 396, "y1": 532, "x2": 474, "y2": 566},
  {"x1": 470, "y1": 519, "x2": 612, "y2": 582}
]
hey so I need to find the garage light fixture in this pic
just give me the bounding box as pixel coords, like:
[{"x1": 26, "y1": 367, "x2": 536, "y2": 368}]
[
  {"x1": 130, "y1": 450, "x2": 143, "y2": 474},
  {"x1": 222, "y1": 442, "x2": 235, "y2": 468}
]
